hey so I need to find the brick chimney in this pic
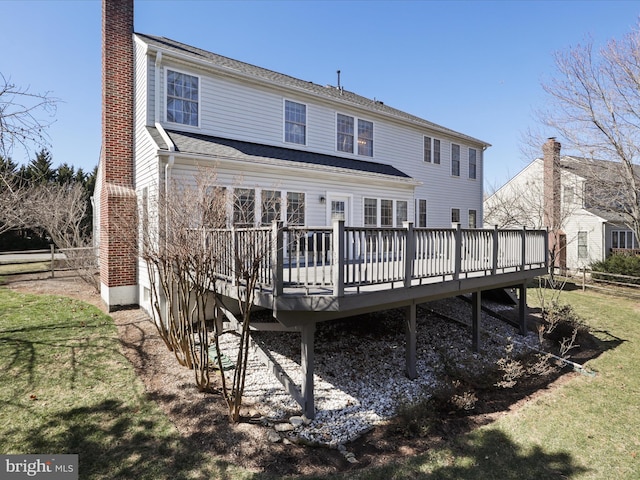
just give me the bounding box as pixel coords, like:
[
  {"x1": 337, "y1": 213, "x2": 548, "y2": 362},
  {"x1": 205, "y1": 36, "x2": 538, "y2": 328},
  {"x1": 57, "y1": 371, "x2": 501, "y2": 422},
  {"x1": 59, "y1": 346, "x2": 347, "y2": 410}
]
[
  {"x1": 542, "y1": 137, "x2": 565, "y2": 272},
  {"x1": 99, "y1": 0, "x2": 138, "y2": 310}
]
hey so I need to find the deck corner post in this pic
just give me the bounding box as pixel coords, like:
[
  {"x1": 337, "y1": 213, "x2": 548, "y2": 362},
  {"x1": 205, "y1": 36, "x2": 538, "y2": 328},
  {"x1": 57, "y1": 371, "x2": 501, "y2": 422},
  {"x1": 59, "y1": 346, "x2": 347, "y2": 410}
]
[
  {"x1": 492, "y1": 225, "x2": 499, "y2": 275},
  {"x1": 454, "y1": 223, "x2": 462, "y2": 280},
  {"x1": 518, "y1": 283, "x2": 528, "y2": 335},
  {"x1": 301, "y1": 322, "x2": 316, "y2": 419},
  {"x1": 521, "y1": 226, "x2": 527, "y2": 271},
  {"x1": 332, "y1": 219, "x2": 345, "y2": 297},
  {"x1": 403, "y1": 221, "x2": 414, "y2": 288},
  {"x1": 271, "y1": 221, "x2": 284, "y2": 296},
  {"x1": 405, "y1": 302, "x2": 417, "y2": 379},
  {"x1": 472, "y1": 290, "x2": 481, "y2": 352}
]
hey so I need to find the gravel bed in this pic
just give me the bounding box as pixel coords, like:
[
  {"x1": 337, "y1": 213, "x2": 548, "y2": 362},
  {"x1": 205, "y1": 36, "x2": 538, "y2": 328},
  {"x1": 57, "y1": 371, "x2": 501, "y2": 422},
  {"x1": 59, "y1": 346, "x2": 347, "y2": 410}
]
[{"x1": 217, "y1": 297, "x2": 538, "y2": 447}]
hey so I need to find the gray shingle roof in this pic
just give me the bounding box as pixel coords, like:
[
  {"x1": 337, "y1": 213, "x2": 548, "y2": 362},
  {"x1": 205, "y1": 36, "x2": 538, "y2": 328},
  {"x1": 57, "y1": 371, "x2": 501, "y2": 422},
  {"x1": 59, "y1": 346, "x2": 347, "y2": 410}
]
[
  {"x1": 147, "y1": 127, "x2": 413, "y2": 179},
  {"x1": 136, "y1": 33, "x2": 489, "y2": 147}
]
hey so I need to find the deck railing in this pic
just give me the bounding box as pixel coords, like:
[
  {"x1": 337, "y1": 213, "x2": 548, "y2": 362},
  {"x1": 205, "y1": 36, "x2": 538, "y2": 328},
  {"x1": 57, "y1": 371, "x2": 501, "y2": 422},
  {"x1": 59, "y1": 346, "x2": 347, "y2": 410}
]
[{"x1": 203, "y1": 221, "x2": 548, "y2": 296}]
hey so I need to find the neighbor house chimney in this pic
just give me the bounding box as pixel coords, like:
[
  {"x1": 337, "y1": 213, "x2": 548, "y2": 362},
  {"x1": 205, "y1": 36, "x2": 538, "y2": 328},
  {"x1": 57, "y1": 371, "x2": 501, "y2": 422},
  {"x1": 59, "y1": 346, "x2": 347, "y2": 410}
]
[
  {"x1": 542, "y1": 137, "x2": 561, "y2": 231},
  {"x1": 99, "y1": 0, "x2": 138, "y2": 310}
]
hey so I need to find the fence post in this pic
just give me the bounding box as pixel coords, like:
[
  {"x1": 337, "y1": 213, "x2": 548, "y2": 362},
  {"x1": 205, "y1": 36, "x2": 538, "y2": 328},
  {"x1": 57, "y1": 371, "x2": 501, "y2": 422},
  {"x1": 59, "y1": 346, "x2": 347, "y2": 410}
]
[
  {"x1": 50, "y1": 244, "x2": 55, "y2": 278},
  {"x1": 332, "y1": 219, "x2": 345, "y2": 297},
  {"x1": 582, "y1": 267, "x2": 586, "y2": 292},
  {"x1": 403, "y1": 221, "x2": 414, "y2": 288},
  {"x1": 454, "y1": 223, "x2": 462, "y2": 280},
  {"x1": 271, "y1": 221, "x2": 284, "y2": 296}
]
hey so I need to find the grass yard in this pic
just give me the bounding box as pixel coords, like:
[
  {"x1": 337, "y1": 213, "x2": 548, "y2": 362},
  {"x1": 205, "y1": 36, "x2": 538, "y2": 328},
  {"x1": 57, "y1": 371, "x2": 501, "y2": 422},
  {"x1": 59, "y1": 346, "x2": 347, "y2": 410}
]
[
  {"x1": 0, "y1": 287, "x2": 249, "y2": 480},
  {"x1": 0, "y1": 283, "x2": 638, "y2": 479}
]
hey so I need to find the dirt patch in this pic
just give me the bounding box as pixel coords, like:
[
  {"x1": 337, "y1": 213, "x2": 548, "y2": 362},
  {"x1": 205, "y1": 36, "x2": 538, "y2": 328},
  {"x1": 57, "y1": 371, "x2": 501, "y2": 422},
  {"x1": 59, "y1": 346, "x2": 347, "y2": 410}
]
[{"x1": 2, "y1": 272, "x2": 599, "y2": 476}]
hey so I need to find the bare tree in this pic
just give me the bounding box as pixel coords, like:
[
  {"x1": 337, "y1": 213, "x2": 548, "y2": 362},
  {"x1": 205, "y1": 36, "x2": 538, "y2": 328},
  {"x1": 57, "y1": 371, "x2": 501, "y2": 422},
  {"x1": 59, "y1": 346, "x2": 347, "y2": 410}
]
[
  {"x1": 539, "y1": 24, "x2": 640, "y2": 241},
  {"x1": 142, "y1": 168, "x2": 281, "y2": 421},
  {"x1": 0, "y1": 73, "x2": 58, "y2": 158}
]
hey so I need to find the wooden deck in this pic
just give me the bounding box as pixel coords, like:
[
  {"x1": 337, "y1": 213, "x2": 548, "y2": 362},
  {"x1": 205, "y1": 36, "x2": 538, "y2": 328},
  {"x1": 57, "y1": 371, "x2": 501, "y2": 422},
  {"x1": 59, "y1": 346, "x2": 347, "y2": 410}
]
[{"x1": 208, "y1": 221, "x2": 548, "y2": 418}]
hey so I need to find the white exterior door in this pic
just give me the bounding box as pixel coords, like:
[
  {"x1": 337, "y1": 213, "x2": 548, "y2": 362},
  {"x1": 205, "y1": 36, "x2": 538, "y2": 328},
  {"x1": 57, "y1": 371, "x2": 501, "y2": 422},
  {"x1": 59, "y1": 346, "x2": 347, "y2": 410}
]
[{"x1": 327, "y1": 194, "x2": 351, "y2": 225}]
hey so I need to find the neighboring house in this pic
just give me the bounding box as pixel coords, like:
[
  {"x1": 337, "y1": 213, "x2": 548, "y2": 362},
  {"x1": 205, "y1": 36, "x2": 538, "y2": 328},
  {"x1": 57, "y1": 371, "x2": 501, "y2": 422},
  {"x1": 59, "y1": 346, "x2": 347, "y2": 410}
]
[
  {"x1": 484, "y1": 138, "x2": 638, "y2": 272},
  {"x1": 96, "y1": 0, "x2": 491, "y2": 310}
]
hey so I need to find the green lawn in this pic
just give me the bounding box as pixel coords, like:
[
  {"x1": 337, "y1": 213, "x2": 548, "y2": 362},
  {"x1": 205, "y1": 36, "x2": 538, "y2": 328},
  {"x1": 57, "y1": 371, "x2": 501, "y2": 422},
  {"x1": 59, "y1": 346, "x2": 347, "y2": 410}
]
[{"x1": 1, "y1": 285, "x2": 638, "y2": 479}]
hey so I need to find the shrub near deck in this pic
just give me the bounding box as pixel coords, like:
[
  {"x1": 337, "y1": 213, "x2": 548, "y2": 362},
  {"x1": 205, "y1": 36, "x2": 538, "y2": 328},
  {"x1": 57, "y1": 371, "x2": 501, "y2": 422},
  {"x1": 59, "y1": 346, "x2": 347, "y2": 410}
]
[{"x1": 0, "y1": 288, "x2": 242, "y2": 480}]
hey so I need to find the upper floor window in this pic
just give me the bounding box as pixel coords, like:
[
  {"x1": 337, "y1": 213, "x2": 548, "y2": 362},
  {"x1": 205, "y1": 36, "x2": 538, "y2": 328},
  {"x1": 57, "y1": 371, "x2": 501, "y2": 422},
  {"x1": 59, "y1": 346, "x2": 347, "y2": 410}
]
[
  {"x1": 358, "y1": 119, "x2": 373, "y2": 156},
  {"x1": 337, "y1": 114, "x2": 373, "y2": 156},
  {"x1": 469, "y1": 148, "x2": 477, "y2": 179},
  {"x1": 166, "y1": 70, "x2": 199, "y2": 126},
  {"x1": 451, "y1": 144, "x2": 460, "y2": 177},
  {"x1": 424, "y1": 137, "x2": 441, "y2": 164},
  {"x1": 451, "y1": 208, "x2": 460, "y2": 224},
  {"x1": 287, "y1": 192, "x2": 305, "y2": 225},
  {"x1": 284, "y1": 100, "x2": 306, "y2": 145}
]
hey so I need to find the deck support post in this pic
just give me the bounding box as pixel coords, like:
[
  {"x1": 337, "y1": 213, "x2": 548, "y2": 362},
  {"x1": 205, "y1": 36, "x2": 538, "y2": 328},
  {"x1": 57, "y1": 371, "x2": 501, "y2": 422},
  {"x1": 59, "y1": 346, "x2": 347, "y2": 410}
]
[
  {"x1": 518, "y1": 283, "x2": 528, "y2": 335},
  {"x1": 472, "y1": 291, "x2": 481, "y2": 352},
  {"x1": 405, "y1": 302, "x2": 417, "y2": 379},
  {"x1": 301, "y1": 322, "x2": 316, "y2": 419}
]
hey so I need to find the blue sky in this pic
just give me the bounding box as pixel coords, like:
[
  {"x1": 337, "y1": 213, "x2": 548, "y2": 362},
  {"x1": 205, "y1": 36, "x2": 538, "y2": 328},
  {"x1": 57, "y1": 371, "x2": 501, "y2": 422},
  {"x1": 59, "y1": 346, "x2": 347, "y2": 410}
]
[{"x1": 2, "y1": 0, "x2": 639, "y2": 188}]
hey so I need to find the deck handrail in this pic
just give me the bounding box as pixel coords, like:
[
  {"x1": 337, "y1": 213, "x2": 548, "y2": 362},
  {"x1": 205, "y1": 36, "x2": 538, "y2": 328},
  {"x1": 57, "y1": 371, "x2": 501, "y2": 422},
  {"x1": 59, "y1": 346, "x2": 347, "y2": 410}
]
[{"x1": 202, "y1": 222, "x2": 548, "y2": 296}]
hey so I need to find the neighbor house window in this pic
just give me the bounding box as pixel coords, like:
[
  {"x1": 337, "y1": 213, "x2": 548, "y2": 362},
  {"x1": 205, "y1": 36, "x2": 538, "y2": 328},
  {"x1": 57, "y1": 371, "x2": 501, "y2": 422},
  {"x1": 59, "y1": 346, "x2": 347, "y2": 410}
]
[
  {"x1": 166, "y1": 70, "x2": 199, "y2": 126},
  {"x1": 564, "y1": 186, "x2": 574, "y2": 205},
  {"x1": 364, "y1": 198, "x2": 377, "y2": 227},
  {"x1": 451, "y1": 144, "x2": 460, "y2": 177},
  {"x1": 233, "y1": 188, "x2": 255, "y2": 226},
  {"x1": 469, "y1": 148, "x2": 477, "y2": 179},
  {"x1": 337, "y1": 114, "x2": 354, "y2": 153},
  {"x1": 578, "y1": 231, "x2": 588, "y2": 260},
  {"x1": 261, "y1": 190, "x2": 281, "y2": 225},
  {"x1": 612, "y1": 230, "x2": 636, "y2": 249},
  {"x1": 381, "y1": 199, "x2": 393, "y2": 227},
  {"x1": 417, "y1": 199, "x2": 427, "y2": 227},
  {"x1": 468, "y1": 209, "x2": 477, "y2": 228},
  {"x1": 424, "y1": 136, "x2": 432, "y2": 163},
  {"x1": 357, "y1": 119, "x2": 373, "y2": 156},
  {"x1": 284, "y1": 100, "x2": 306, "y2": 145},
  {"x1": 396, "y1": 201, "x2": 408, "y2": 226},
  {"x1": 451, "y1": 208, "x2": 460, "y2": 224},
  {"x1": 287, "y1": 192, "x2": 305, "y2": 225}
]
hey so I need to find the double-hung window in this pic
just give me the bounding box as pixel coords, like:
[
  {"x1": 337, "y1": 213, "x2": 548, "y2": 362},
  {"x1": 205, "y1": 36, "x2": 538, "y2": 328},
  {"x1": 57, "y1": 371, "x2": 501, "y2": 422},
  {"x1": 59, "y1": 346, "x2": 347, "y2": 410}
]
[
  {"x1": 578, "y1": 231, "x2": 588, "y2": 260},
  {"x1": 396, "y1": 201, "x2": 408, "y2": 226},
  {"x1": 469, "y1": 148, "x2": 477, "y2": 179},
  {"x1": 612, "y1": 230, "x2": 636, "y2": 249},
  {"x1": 166, "y1": 70, "x2": 199, "y2": 126},
  {"x1": 417, "y1": 199, "x2": 427, "y2": 227},
  {"x1": 451, "y1": 208, "x2": 460, "y2": 224},
  {"x1": 284, "y1": 100, "x2": 306, "y2": 144},
  {"x1": 287, "y1": 192, "x2": 305, "y2": 225},
  {"x1": 261, "y1": 190, "x2": 281, "y2": 225},
  {"x1": 364, "y1": 198, "x2": 377, "y2": 227},
  {"x1": 381, "y1": 199, "x2": 393, "y2": 227},
  {"x1": 337, "y1": 114, "x2": 373, "y2": 156},
  {"x1": 233, "y1": 188, "x2": 255, "y2": 227},
  {"x1": 424, "y1": 137, "x2": 441, "y2": 164},
  {"x1": 468, "y1": 209, "x2": 477, "y2": 228},
  {"x1": 451, "y1": 144, "x2": 460, "y2": 177}
]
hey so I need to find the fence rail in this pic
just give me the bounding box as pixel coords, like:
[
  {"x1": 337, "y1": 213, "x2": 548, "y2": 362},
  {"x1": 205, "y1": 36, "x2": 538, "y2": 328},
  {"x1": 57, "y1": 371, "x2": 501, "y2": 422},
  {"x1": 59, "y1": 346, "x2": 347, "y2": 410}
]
[
  {"x1": 203, "y1": 221, "x2": 548, "y2": 297},
  {"x1": 0, "y1": 246, "x2": 97, "y2": 276}
]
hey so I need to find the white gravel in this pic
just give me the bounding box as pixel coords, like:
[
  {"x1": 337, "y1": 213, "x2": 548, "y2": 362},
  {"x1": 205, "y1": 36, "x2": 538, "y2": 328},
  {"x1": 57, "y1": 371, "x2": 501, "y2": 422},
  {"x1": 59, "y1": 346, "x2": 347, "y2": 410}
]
[{"x1": 217, "y1": 297, "x2": 538, "y2": 447}]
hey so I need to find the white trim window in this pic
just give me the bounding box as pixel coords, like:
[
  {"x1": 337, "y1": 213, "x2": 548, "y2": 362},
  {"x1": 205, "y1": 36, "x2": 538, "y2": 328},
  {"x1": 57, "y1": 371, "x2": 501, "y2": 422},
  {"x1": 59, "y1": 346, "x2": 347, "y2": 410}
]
[
  {"x1": 424, "y1": 137, "x2": 441, "y2": 164},
  {"x1": 396, "y1": 201, "x2": 408, "y2": 225},
  {"x1": 284, "y1": 100, "x2": 306, "y2": 145},
  {"x1": 451, "y1": 143, "x2": 460, "y2": 177},
  {"x1": 233, "y1": 188, "x2": 255, "y2": 227},
  {"x1": 417, "y1": 199, "x2": 427, "y2": 227},
  {"x1": 468, "y1": 148, "x2": 477, "y2": 179},
  {"x1": 612, "y1": 230, "x2": 636, "y2": 249},
  {"x1": 451, "y1": 208, "x2": 460, "y2": 224},
  {"x1": 166, "y1": 69, "x2": 199, "y2": 126},
  {"x1": 364, "y1": 198, "x2": 377, "y2": 227},
  {"x1": 381, "y1": 199, "x2": 393, "y2": 227},
  {"x1": 287, "y1": 192, "x2": 305, "y2": 226},
  {"x1": 337, "y1": 113, "x2": 373, "y2": 157},
  {"x1": 261, "y1": 190, "x2": 281, "y2": 225},
  {"x1": 578, "y1": 231, "x2": 588, "y2": 260},
  {"x1": 468, "y1": 209, "x2": 477, "y2": 228}
]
